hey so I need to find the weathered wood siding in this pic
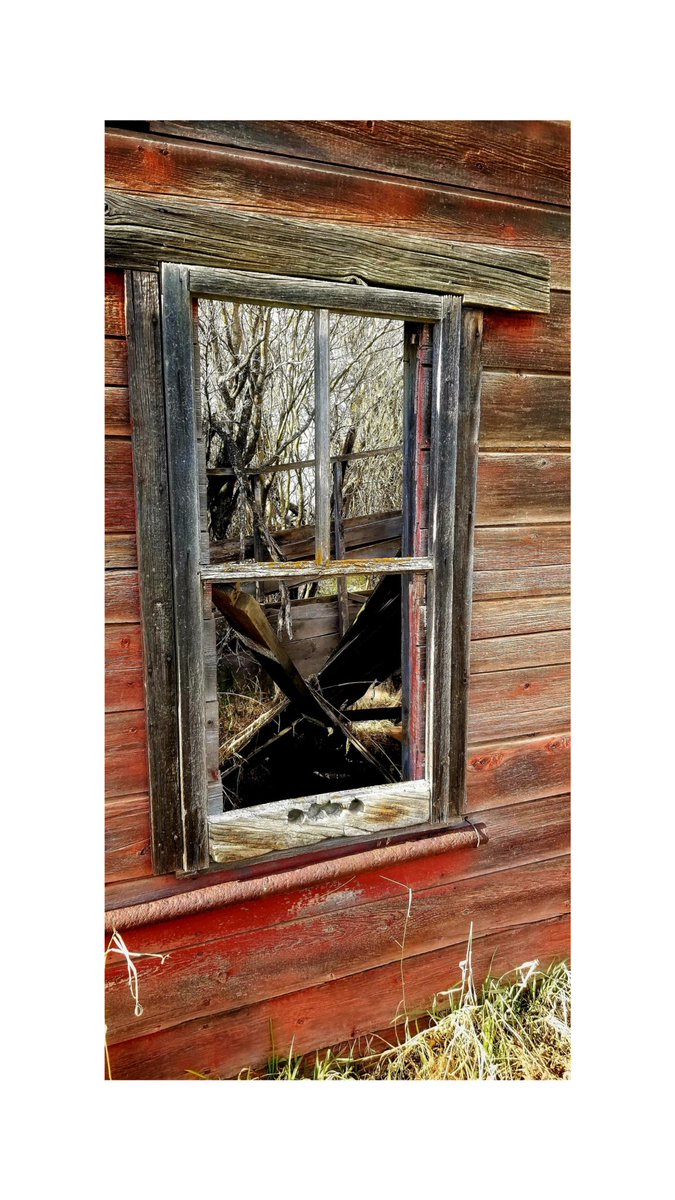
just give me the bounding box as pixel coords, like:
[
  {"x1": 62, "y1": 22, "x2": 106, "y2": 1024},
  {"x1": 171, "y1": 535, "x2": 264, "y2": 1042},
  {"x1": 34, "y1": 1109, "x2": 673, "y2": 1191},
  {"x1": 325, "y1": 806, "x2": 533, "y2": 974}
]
[{"x1": 104, "y1": 121, "x2": 570, "y2": 1078}]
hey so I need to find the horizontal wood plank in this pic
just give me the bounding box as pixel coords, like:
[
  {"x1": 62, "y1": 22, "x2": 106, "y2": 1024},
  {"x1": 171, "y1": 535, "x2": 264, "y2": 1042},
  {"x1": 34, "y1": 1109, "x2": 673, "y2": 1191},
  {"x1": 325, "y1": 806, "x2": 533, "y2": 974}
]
[
  {"x1": 146, "y1": 120, "x2": 571, "y2": 206},
  {"x1": 105, "y1": 438, "x2": 135, "y2": 532},
  {"x1": 105, "y1": 747, "x2": 149, "y2": 799},
  {"x1": 105, "y1": 386, "x2": 130, "y2": 435},
  {"x1": 471, "y1": 595, "x2": 569, "y2": 640},
  {"x1": 105, "y1": 667, "x2": 145, "y2": 713},
  {"x1": 105, "y1": 795, "x2": 152, "y2": 883},
  {"x1": 476, "y1": 453, "x2": 570, "y2": 525},
  {"x1": 466, "y1": 733, "x2": 570, "y2": 812},
  {"x1": 482, "y1": 292, "x2": 570, "y2": 373},
  {"x1": 105, "y1": 851, "x2": 570, "y2": 1042},
  {"x1": 107, "y1": 789, "x2": 569, "y2": 955},
  {"x1": 190, "y1": 265, "x2": 442, "y2": 319},
  {"x1": 474, "y1": 523, "x2": 569, "y2": 571},
  {"x1": 472, "y1": 564, "x2": 569, "y2": 599},
  {"x1": 105, "y1": 130, "x2": 571, "y2": 288},
  {"x1": 468, "y1": 663, "x2": 569, "y2": 743},
  {"x1": 470, "y1": 629, "x2": 569, "y2": 673},
  {"x1": 105, "y1": 337, "x2": 128, "y2": 386},
  {"x1": 105, "y1": 623, "x2": 143, "y2": 671},
  {"x1": 480, "y1": 372, "x2": 570, "y2": 448},
  {"x1": 105, "y1": 190, "x2": 550, "y2": 312},
  {"x1": 209, "y1": 781, "x2": 432, "y2": 864},
  {"x1": 107, "y1": 911, "x2": 570, "y2": 1078},
  {"x1": 105, "y1": 570, "x2": 140, "y2": 623},
  {"x1": 105, "y1": 533, "x2": 137, "y2": 569},
  {"x1": 105, "y1": 269, "x2": 126, "y2": 336},
  {"x1": 203, "y1": 557, "x2": 432, "y2": 583}
]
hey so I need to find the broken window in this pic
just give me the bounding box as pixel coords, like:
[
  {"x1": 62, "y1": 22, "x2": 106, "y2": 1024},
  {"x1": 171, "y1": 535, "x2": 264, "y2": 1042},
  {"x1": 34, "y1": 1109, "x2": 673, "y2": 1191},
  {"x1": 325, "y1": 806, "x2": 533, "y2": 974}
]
[
  {"x1": 194, "y1": 295, "x2": 435, "y2": 861},
  {"x1": 130, "y1": 264, "x2": 481, "y2": 874}
]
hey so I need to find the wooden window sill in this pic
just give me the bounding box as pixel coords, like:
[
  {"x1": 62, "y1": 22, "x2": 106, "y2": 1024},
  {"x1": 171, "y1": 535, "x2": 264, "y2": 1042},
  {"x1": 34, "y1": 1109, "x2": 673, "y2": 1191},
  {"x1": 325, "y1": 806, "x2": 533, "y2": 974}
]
[{"x1": 105, "y1": 818, "x2": 487, "y2": 932}]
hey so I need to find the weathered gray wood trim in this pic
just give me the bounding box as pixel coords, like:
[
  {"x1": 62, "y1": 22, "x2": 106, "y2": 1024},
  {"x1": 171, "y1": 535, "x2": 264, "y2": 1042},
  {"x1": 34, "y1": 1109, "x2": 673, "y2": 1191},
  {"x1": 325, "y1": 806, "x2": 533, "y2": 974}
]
[
  {"x1": 105, "y1": 191, "x2": 550, "y2": 313},
  {"x1": 401, "y1": 323, "x2": 424, "y2": 783},
  {"x1": 314, "y1": 309, "x2": 331, "y2": 564},
  {"x1": 189, "y1": 265, "x2": 443, "y2": 320},
  {"x1": 125, "y1": 271, "x2": 181, "y2": 875},
  {"x1": 449, "y1": 309, "x2": 484, "y2": 809},
  {"x1": 206, "y1": 443, "x2": 401, "y2": 478},
  {"x1": 160, "y1": 263, "x2": 209, "y2": 872},
  {"x1": 428, "y1": 297, "x2": 463, "y2": 821},
  {"x1": 202, "y1": 557, "x2": 433, "y2": 583},
  {"x1": 208, "y1": 780, "x2": 431, "y2": 864}
]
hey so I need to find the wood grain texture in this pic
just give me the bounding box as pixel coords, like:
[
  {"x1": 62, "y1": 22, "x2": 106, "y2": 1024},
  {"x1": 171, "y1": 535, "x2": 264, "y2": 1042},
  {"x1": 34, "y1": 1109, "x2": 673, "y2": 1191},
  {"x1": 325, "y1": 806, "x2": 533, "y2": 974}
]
[
  {"x1": 108, "y1": 911, "x2": 570, "y2": 1078},
  {"x1": 126, "y1": 271, "x2": 181, "y2": 875},
  {"x1": 482, "y1": 292, "x2": 570, "y2": 373},
  {"x1": 467, "y1": 663, "x2": 569, "y2": 743},
  {"x1": 105, "y1": 717, "x2": 571, "y2": 913},
  {"x1": 105, "y1": 438, "x2": 136, "y2": 532},
  {"x1": 105, "y1": 130, "x2": 571, "y2": 288},
  {"x1": 105, "y1": 190, "x2": 550, "y2": 313},
  {"x1": 105, "y1": 851, "x2": 570, "y2": 1043},
  {"x1": 105, "y1": 337, "x2": 128, "y2": 386},
  {"x1": 105, "y1": 622, "x2": 143, "y2": 671},
  {"x1": 105, "y1": 667, "x2": 145, "y2": 713},
  {"x1": 105, "y1": 387, "x2": 131, "y2": 436},
  {"x1": 471, "y1": 595, "x2": 569, "y2": 639},
  {"x1": 105, "y1": 269, "x2": 125, "y2": 336},
  {"x1": 480, "y1": 372, "x2": 569, "y2": 448},
  {"x1": 203, "y1": 557, "x2": 432, "y2": 582},
  {"x1": 476, "y1": 453, "x2": 570, "y2": 525},
  {"x1": 105, "y1": 799, "x2": 566, "y2": 959},
  {"x1": 448, "y1": 307, "x2": 483, "y2": 811},
  {"x1": 209, "y1": 781, "x2": 431, "y2": 864},
  {"x1": 105, "y1": 570, "x2": 140, "y2": 623},
  {"x1": 105, "y1": 532, "x2": 137, "y2": 569},
  {"x1": 105, "y1": 795, "x2": 152, "y2": 883},
  {"x1": 161, "y1": 263, "x2": 209, "y2": 872},
  {"x1": 191, "y1": 265, "x2": 443, "y2": 320},
  {"x1": 401, "y1": 323, "x2": 431, "y2": 781},
  {"x1": 473, "y1": 523, "x2": 569, "y2": 571},
  {"x1": 146, "y1": 120, "x2": 571, "y2": 206},
  {"x1": 472, "y1": 564, "x2": 569, "y2": 600},
  {"x1": 470, "y1": 629, "x2": 569, "y2": 673},
  {"x1": 466, "y1": 733, "x2": 570, "y2": 812},
  {"x1": 428, "y1": 298, "x2": 462, "y2": 820},
  {"x1": 105, "y1": 747, "x2": 149, "y2": 799}
]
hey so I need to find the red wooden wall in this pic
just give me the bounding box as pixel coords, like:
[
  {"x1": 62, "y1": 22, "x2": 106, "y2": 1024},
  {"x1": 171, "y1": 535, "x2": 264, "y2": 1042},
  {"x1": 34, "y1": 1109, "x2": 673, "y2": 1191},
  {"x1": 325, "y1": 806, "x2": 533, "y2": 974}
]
[{"x1": 104, "y1": 120, "x2": 570, "y2": 1079}]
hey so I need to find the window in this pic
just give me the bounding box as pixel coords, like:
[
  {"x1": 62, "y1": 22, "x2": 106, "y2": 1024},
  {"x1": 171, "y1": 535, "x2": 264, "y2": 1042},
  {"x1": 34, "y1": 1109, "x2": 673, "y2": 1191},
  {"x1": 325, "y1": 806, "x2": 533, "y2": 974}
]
[{"x1": 126, "y1": 264, "x2": 483, "y2": 876}]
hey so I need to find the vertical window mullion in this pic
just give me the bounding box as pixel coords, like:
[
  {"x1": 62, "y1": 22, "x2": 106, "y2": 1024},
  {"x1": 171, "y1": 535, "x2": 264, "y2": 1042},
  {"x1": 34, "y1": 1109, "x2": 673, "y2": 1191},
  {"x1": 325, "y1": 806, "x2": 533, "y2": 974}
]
[{"x1": 314, "y1": 308, "x2": 331, "y2": 565}]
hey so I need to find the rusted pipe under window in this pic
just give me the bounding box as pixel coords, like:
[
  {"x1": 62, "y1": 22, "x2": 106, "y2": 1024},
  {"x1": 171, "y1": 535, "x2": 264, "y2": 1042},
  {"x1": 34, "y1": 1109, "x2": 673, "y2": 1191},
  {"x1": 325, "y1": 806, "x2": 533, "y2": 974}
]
[{"x1": 105, "y1": 821, "x2": 488, "y2": 933}]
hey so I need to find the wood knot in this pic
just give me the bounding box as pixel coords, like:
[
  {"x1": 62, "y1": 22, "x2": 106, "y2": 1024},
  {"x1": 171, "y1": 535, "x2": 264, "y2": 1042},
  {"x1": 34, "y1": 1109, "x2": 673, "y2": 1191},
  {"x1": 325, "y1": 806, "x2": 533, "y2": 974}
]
[{"x1": 470, "y1": 752, "x2": 504, "y2": 773}]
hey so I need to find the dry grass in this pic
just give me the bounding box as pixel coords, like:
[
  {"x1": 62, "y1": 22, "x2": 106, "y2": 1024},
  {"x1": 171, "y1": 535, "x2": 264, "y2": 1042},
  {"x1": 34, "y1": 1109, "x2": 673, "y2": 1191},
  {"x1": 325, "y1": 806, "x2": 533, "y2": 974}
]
[{"x1": 246, "y1": 952, "x2": 571, "y2": 1081}]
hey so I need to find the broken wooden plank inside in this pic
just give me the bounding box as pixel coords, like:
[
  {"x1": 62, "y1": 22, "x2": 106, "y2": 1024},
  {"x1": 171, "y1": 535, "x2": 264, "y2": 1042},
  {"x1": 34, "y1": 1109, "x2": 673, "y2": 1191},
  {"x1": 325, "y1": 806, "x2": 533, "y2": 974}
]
[
  {"x1": 212, "y1": 581, "x2": 401, "y2": 791},
  {"x1": 212, "y1": 571, "x2": 420, "y2": 813}
]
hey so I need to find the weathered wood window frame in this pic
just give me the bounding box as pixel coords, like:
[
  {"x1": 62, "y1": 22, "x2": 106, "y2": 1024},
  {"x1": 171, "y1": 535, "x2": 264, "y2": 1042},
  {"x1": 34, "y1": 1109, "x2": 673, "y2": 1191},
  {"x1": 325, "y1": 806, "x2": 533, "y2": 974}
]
[{"x1": 128, "y1": 267, "x2": 481, "y2": 876}]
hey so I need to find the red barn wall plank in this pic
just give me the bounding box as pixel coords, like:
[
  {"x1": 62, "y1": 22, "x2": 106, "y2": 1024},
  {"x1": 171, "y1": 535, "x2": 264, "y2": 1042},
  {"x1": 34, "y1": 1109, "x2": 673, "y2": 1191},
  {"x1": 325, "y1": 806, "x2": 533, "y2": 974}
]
[
  {"x1": 106, "y1": 130, "x2": 571, "y2": 288},
  {"x1": 105, "y1": 850, "x2": 570, "y2": 1044},
  {"x1": 108, "y1": 912, "x2": 570, "y2": 1079},
  {"x1": 146, "y1": 120, "x2": 571, "y2": 207}
]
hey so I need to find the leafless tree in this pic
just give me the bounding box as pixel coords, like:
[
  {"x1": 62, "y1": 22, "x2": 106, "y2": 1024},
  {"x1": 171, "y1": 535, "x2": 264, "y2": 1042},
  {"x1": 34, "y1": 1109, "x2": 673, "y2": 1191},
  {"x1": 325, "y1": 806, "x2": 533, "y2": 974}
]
[{"x1": 199, "y1": 301, "x2": 404, "y2": 544}]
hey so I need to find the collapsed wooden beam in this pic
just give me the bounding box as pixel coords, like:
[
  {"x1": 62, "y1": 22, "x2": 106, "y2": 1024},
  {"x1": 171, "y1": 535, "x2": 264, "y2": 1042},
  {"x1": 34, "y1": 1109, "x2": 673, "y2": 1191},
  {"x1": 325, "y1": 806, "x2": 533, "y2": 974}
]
[{"x1": 212, "y1": 584, "x2": 397, "y2": 782}]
